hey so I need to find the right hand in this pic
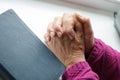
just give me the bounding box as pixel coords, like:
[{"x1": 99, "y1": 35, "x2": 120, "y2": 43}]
[{"x1": 74, "y1": 13, "x2": 94, "y2": 58}]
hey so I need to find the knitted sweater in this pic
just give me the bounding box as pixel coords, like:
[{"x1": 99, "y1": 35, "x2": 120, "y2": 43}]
[{"x1": 62, "y1": 38, "x2": 120, "y2": 80}]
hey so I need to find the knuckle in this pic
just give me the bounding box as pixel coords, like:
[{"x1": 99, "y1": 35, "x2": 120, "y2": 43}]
[
  {"x1": 53, "y1": 17, "x2": 62, "y2": 27},
  {"x1": 85, "y1": 17, "x2": 90, "y2": 22},
  {"x1": 87, "y1": 30, "x2": 93, "y2": 37},
  {"x1": 47, "y1": 24, "x2": 53, "y2": 32}
]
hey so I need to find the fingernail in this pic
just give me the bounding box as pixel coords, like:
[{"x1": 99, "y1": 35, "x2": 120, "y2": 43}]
[
  {"x1": 47, "y1": 37, "x2": 49, "y2": 42},
  {"x1": 57, "y1": 32, "x2": 62, "y2": 37},
  {"x1": 69, "y1": 35, "x2": 73, "y2": 40},
  {"x1": 50, "y1": 32, "x2": 55, "y2": 38}
]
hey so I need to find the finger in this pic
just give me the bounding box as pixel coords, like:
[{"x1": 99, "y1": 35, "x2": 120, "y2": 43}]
[
  {"x1": 47, "y1": 22, "x2": 54, "y2": 33},
  {"x1": 75, "y1": 22, "x2": 83, "y2": 35},
  {"x1": 53, "y1": 16, "x2": 63, "y2": 37},
  {"x1": 44, "y1": 33, "x2": 51, "y2": 43},
  {"x1": 74, "y1": 13, "x2": 86, "y2": 23},
  {"x1": 84, "y1": 18, "x2": 93, "y2": 39},
  {"x1": 74, "y1": 13, "x2": 93, "y2": 36},
  {"x1": 75, "y1": 13, "x2": 94, "y2": 53},
  {"x1": 50, "y1": 31, "x2": 56, "y2": 38},
  {"x1": 72, "y1": 14, "x2": 83, "y2": 41},
  {"x1": 68, "y1": 29, "x2": 75, "y2": 40},
  {"x1": 73, "y1": 14, "x2": 83, "y2": 32},
  {"x1": 44, "y1": 33, "x2": 52, "y2": 49},
  {"x1": 47, "y1": 22, "x2": 56, "y2": 38},
  {"x1": 62, "y1": 13, "x2": 75, "y2": 40},
  {"x1": 83, "y1": 18, "x2": 94, "y2": 53},
  {"x1": 74, "y1": 21, "x2": 84, "y2": 43}
]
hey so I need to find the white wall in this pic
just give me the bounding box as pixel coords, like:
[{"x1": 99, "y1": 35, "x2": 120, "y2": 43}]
[{"x1": 0, "y1": 0, "x2": 120, "y2": 51}]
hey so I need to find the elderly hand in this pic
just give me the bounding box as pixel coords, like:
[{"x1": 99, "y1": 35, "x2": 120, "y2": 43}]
[
  {"x1": 46, "y1": 13, "x2": 94, "y2": 59},
  {"x1": 74, "y1": 14, "x2": 94, "y2": 58},
  {"x1": 44, "y1": 13, "x2": 85, "y2": 68}
]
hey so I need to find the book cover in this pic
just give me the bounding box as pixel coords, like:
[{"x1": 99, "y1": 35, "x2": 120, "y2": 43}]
[{"x1": 0, "y1": 9, "x2": 65, "y2": 80}]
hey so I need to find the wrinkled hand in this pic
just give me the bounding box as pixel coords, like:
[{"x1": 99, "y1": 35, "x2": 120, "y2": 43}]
[
  {"x1": 44, "y1": 13, "x2": 85, "y2": 68},
  {"x1": 47, "y1": 13, "x2": 94, "y2": 59},
  {"x1": 75, "y1": 14, "x2": 94, "y2": 58}
]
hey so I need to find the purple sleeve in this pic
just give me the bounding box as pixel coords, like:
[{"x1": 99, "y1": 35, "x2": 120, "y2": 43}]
[
  {"x1": 87, "y1": 38, "x2": 120, "y2": 80},
  {"x1": 62, "y1": 61, "x2": 99, "y2": 80}
]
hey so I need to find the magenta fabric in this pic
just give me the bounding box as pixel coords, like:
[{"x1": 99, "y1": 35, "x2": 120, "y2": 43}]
[
  {"x1": 62, "y1": 61, "x2": 99, "y2": 80},
  {"x1": 62, "y1": 38, "x2": 120, "y2": 80}
]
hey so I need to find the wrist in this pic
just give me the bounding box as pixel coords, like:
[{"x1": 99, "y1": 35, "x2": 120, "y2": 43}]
[{"x1": 65, "y1": 54, "x2": 86, "y2": 69}]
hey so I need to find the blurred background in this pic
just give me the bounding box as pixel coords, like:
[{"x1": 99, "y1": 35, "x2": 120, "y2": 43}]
[{"x1": 0, "y1": 0, "x2": 120, "y2": 51}]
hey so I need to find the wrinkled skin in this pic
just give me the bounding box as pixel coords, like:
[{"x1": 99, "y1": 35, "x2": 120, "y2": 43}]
[
  {"x1": 74, "y1": 13, "x2": 94, "y2": 58},
  {"x1": 45, "y1": 13, "x2": 85, "y2": 68},
  {"x1": 44, "y1": 13, "x2": 94, "y2": 68}
]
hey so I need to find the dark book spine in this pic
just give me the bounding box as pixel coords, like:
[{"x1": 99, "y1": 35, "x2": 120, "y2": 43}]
[{"x1": 0, "y1": 64, "x2": 15, "y2": 80}]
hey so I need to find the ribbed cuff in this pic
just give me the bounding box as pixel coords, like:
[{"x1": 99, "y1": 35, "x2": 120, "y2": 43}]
[
  {"x1": 62, "y1": 61, "x2": 90, "y2": 79},
  {"x1": 87, "y1": 38, "x2": 105, "y2": 64}
]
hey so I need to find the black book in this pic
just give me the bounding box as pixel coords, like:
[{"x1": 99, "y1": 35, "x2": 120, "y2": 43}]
[{"x1": 0, "y1": 9, "x2": 65, "y2": 80}]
